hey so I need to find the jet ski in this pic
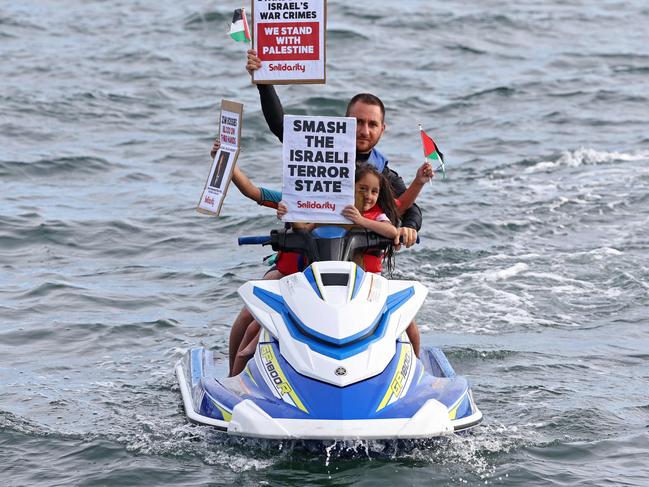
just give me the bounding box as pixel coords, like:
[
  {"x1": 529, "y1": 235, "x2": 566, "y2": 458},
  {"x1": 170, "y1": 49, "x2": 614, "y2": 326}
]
[{"x1": 175, "y1": 227, "x2": 482, "y2": 439}]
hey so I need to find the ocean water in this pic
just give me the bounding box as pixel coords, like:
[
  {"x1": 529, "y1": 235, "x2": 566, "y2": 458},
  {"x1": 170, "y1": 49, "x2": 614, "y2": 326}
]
[{"x1": 2, "y1": 1, "x2": 649, "y2": 485}]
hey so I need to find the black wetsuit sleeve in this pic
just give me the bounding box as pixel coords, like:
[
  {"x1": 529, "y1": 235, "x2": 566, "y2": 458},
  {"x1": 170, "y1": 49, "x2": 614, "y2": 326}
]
[
  {"x1": 401, "y1": 202, "x2": 423, "y2": 231},
  {"x1": 384, "y1": 167, "x2": 423, "y2": 231},
  {"x1": 257, "y1": 84, "x2": 284, "y2": 142}
]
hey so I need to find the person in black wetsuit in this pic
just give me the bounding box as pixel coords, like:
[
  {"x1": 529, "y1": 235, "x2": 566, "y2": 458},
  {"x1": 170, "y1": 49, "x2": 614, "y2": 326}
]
[{"x1": 246, "y1": 49, "x2": 423, "y2": 248}]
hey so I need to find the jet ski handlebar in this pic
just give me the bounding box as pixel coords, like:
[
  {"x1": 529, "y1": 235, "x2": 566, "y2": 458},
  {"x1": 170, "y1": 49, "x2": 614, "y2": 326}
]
[
  {"x1": 237, "y1": 235, "x2": 272, "y2": 246},
  {"x1": 238, "y1": 227, "x2": 397, "y2": 263}
]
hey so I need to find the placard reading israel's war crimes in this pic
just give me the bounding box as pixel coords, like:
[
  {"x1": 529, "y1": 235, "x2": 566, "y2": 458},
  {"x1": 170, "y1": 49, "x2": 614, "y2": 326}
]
[
  {"x1": 197, "y1": 100, "x2": 244, "y2": 216},
  {"x1": 282, "y1": 115, "x2": 355, "y2": 223},
  {"x1": 252, "y1": 0, "x2": 327, "y2": 84}
]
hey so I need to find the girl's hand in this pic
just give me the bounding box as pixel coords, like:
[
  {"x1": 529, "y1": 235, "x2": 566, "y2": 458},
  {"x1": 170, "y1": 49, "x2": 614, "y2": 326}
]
[
  {"x1": 210, "y1": 139, "x2": 221, "y2": 159},
  {"x1": 416, "y1": 162, "x2": 434, "y2": 184},
  {"x1": 342, "y1": 205, "x2": 364, "y2": 224},
  {"x1": 277, "y1": 201, "x2": 288, "y2": 219}
]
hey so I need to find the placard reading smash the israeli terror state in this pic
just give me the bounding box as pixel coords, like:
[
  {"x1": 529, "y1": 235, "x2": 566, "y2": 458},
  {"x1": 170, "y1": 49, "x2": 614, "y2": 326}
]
[
  {"x1": 252, "y1": 0, "x2": 326, "y2": 84},
  {"x1": 282, "y1": 115, "x2": 355, "y2": 223},
  {"x1": 197, "y1": 100, "x2": 243, "y2": 216}
]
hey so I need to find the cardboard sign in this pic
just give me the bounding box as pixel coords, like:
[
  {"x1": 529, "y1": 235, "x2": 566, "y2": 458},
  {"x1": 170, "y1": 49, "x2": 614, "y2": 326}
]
[
  {"x1": 282, "y1": 115, "x2": 355, "y2": 223},
  {"x1": 252, "y1": 0, "x2": 327, "y2": 84},
  {"x1": 197, "y1": 100, "x2": 244, "y2": 216}
]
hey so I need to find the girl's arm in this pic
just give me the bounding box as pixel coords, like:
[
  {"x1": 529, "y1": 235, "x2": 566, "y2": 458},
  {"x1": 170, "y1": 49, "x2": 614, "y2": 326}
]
[
  {"x1": 341, "y1": 205, "x2": 398, "y2": 239},
  {"x1": 231, "y1": 165, "x2": 262, "y2": 203},
  {"x1": 211, "y1": 139, "x2": 262, "y2": 203},
  {"x1": 397, "y1": 162, "x2": 434, "y2": 214},
  {"x1": 246, "y1": 49, "x2": 285, "y2": 142}
]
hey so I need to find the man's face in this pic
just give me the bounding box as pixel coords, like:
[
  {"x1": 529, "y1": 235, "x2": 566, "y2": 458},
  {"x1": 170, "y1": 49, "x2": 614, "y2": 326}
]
[{"x1": 347, "y1": 101, "x2": 385, "y2": 154}]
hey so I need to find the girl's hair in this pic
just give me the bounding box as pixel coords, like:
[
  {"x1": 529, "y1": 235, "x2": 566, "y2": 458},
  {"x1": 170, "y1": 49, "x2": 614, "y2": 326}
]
[{"x1": 355, "y1": 164, "x2": 399, "y2": 274}]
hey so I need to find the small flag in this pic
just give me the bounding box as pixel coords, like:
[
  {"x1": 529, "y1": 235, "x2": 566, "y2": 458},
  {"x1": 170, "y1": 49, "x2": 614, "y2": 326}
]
[
  {"x1": 420, "y1": 128, "x2": 444, "y2": 162},
  {"x1": 419, "y1": 125, "x2": 446, "y2": 179},
  {"x1": 229, "y1": 8, "x2": 250, "y2": 43}
]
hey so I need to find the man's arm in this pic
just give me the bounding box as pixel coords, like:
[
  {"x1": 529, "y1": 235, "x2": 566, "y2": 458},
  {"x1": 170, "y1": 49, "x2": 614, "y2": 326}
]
[
  {"x1": 397, "y1": 163, "x2": 433, "y2": 215},
  {"x1": 257, "y1": 85, "x2": 284, "y2": 142},
  {"x1": 247, "y1": 49, "x2": 285, "y2": 142},
  {"x1": 231, "y1": 166, "x2": 262, "y2": 203},
  {"x1": 400, "y1": 203, "x2": 423, "y2": 231}
]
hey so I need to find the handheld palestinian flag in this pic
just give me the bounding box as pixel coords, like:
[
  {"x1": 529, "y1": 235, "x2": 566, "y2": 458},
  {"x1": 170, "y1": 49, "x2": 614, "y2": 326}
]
[
  {"x1": 229, "y1": 8, "x2": 250, "y2": 43},
  {"x1": 419, "y1": 125, "x2": 446, "y2": 179}
]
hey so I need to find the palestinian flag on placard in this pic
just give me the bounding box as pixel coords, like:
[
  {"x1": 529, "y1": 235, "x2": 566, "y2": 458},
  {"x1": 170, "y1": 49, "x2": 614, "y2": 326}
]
[
  {"x1": 229, "y1": 8, "x2": 250, "y2": 43},
  {"x1": 420, "y1": 128, "x2": 444, "y2": 163}
]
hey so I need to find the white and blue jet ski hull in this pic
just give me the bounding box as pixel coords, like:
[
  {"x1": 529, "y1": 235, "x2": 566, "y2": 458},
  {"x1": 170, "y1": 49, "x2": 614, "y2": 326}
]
[{"x1": 176, "y1": 343, "x2": 481, "y2": 440}]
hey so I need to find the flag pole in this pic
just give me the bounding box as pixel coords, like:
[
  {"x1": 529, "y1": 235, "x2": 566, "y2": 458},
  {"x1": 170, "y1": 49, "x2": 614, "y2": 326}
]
[
  {"x1": 439, "y1": 144, "x2": 447, "y2": 181},
  {"x1": 419, "y1": 124, "x2": 433, "y2": 186},
  {"x1": 243, "y1": 6, "x2": 249, "y2": 44}
]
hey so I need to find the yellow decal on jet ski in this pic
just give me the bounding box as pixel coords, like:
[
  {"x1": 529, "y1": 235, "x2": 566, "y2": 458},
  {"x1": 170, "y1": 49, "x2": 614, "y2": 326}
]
[
  {"x1": 245, "y1": 366, "x2": 258, "y2": 387},
  {"x1": 376, "y1": 345, "x2": 412, "y2": 412},
  {"x1": 448, "y1": 391, "x2": 468, "y2": 420},
  {"x1": 260, "y1": 344, "x2": 308, "y2": 413},
  {"x1": 211, "y1": 399, "x2": 232, "y2": 422}
]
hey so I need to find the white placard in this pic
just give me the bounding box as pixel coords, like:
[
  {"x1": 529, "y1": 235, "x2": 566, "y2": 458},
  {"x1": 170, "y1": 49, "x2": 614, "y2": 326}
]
[
  {"x1": 197, "y1": 100, "x2": 243, "y2": 215},
  {"x1": 252, "y1": 0, "x2": 327, "y2": 84},
  {"x1": 282, "y1": 115, "x2": 355, "y2": 223}
]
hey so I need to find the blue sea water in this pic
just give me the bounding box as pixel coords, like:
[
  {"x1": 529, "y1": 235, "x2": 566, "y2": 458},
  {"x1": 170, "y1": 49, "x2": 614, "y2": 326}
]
[{"x1": 1, "y1": 1, "x2": 649, "y2": 485}]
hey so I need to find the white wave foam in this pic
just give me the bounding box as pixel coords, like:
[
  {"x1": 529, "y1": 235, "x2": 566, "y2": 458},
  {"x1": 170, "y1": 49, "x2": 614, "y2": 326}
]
[
  {"x1": 524, "y1": 272, "x2": 597, "y2": 290},
  {"x1": 589, "y1": 247, "x2": 623, "y2": 259},
  {"x1": 525, "y1": 148, "x2": 649, "y2": 173},
  {"x1": 482, "y1": 263, "x2": 529, "y2": 282}
]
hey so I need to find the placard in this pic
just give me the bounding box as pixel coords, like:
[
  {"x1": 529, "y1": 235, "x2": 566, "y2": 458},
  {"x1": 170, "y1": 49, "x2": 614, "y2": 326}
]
[
  {"x1": 282, "y1": 115, "x2": 355, "y2": 223},
  {"x1": 197, "y1": 100, "x2": 244, "y2": 216},
  {"x1": 252, "y1": 0, "x2": 327, "y2": 84}
]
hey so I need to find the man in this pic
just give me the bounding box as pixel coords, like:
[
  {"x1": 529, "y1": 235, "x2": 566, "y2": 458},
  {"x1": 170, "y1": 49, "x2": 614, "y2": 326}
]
[{"x1": 245, "y1": 49, "x2": 422, "y2": 248}]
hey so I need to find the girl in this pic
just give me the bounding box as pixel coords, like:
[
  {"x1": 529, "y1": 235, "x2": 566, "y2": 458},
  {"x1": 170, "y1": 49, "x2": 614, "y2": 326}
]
[
  {"x1": 347, "y1": 162, "x2": 433, "y2": 273},
  {"x1": 278, "y1": 162, "x2": 433, "y2": 274},
  {"x1": 342, "y1": 164, "x2": 400, "y2": 274}
]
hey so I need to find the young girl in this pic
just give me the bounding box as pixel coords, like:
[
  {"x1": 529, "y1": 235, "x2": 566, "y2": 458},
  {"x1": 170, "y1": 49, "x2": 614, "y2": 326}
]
[
  {"x1": 278, "y1": 162, "x2": 433, "y2": 274},
  {"x1": 350, "y1": 162, "x2": 433, "y2": 273},
  {"x1": 342, "y1": 164, "x2": 400, "y2": 274}
]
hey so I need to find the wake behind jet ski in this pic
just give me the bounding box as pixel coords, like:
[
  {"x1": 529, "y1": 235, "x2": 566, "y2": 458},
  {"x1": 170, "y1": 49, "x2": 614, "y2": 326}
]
[{"x1": 176, "y1": 227, "x2": 482, "y2": 439}]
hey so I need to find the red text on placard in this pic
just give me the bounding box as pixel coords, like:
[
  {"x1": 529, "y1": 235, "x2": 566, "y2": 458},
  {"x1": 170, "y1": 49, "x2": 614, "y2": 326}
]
[{"x1": 257, "y1": 22, "x2": 319, "y2": 61}]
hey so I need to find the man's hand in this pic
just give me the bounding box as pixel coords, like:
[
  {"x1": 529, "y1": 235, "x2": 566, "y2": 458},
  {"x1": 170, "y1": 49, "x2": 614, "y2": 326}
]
[
  {"x1": 246, "y1": 49, "x2": 262, "y2": 75},
  {"x1": 415, "y1": 162, "x2": 434, "y2": 185},
  {"x1": 394, "y1": 227, "x2": 418, "y2": 250},
  {"x1": 210, "y1": 139, "x2": 220, "y2": 159}
]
